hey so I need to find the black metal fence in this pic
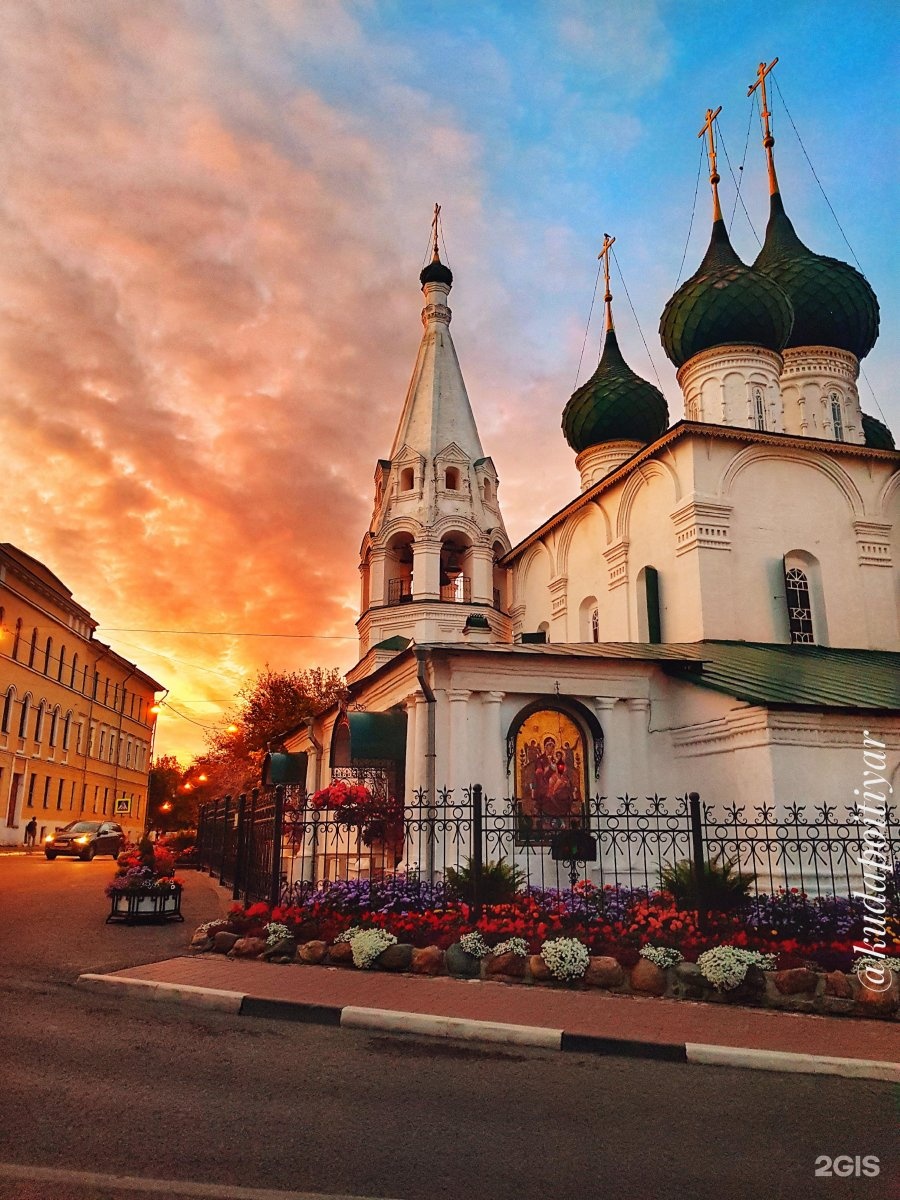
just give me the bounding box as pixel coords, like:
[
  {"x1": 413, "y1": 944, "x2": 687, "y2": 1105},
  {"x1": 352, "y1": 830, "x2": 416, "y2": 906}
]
[{"x1": 196, "y1": 786, "x2": 899, "y2": 926}]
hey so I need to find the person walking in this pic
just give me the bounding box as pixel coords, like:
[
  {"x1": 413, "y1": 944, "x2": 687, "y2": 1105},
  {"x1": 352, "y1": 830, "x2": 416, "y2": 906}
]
[{"x1": 24, "y1": 816, "x2": 37, "y2": 849}]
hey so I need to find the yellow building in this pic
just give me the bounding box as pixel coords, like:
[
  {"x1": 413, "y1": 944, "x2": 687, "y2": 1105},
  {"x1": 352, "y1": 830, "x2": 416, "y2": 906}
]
[{"x1": 0, "y1": 544, "x2": 164, "y2": 846}]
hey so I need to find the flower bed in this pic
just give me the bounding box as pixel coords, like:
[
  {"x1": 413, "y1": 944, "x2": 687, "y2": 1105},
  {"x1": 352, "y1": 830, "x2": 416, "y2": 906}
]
[
  {"x1": 105, "y1": 837, "x2": 184, "y2": 924},
  {"x1": 188, "y1": 886, "x2": 900, "y2": 1020}
]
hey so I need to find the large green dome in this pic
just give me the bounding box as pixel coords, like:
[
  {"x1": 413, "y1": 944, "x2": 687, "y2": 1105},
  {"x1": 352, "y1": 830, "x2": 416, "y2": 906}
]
[
  {"x1": 562, "y1": 328, "x2": 669, "y2": 453},
  {"x1": 753, "y1": 193, "x2": 879, "y2": 360},
  {"x1": 862, "y1": 413, "x2": 895, "y2": 450},
  {"x1": 660, "y1": 219, "x2": 794, "y2": 368}
]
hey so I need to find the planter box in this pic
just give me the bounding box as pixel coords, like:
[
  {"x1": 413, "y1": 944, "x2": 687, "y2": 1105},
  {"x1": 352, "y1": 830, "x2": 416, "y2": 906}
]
[{"x1": 106, "y1": 888, "x2": 184, "y2": 924}]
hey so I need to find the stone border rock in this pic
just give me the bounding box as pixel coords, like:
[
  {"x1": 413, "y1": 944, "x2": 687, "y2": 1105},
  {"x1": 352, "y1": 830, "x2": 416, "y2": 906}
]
[{"x1": 189, "y1": 929, "x2": 900, "y2": 1021}]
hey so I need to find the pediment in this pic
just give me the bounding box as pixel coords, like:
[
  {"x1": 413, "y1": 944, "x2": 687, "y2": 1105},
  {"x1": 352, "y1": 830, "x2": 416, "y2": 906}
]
[{"x1": 435, "y1": 441, "x2": 470, "y2": 466}]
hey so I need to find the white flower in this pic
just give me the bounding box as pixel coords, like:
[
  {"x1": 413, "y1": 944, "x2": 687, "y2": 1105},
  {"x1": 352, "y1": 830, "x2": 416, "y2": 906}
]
[
  {"x1": 853, "y1": 954, "x2": 900, "y2": 975},
  {"x1": 697, "y1": 946, "x2": 776, "y2": 991},
  {"x1": 639, "y1": 945, "x2": 683, "y2": 969},
  {"x1": 540, "y1": 937, "x2": 589, "y2": 981},
  {"x1": 265, "y1": 922, "x2": 292, "y2": 946},
  {"x1": 333, "y1": 926, "x2": 364, "y2": 945},
  {"x1": 492, "y1": 937, "x2": 529, "y2": 958},
  {"x1": 349, "y1": 928, "x2": 397, "y2": 969},
  {"x1": 460, "y1": 931, "x2": 491, "y2": 959}
]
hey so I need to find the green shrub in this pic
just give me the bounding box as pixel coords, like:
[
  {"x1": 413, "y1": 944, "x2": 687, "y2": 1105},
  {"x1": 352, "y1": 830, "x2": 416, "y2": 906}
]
[
  {"x1": 659, "y1": 856, "x2": 754, "y2": 912},
  {"x1": 445, "y1": 858, "x2": 524, "y2": 905}
]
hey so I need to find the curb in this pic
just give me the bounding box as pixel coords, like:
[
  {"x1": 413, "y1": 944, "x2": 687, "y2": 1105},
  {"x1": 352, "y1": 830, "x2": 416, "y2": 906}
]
[{"x1": 75, "y1": 973, "x2": 900, "y2": 1083}]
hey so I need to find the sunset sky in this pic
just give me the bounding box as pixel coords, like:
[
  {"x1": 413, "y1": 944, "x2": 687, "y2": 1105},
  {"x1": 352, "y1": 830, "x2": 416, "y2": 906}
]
[{"x1": 1, "y1": 1, "x2": 897, "y2": 763}]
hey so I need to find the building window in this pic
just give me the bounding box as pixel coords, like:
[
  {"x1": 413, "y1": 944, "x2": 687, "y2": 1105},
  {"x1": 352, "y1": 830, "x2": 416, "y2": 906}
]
[
  {"x1": 753, "y1": 387, "x2": 766, "y2": 432},
  {"x1": 63, "y1": 712, "x2": 72, "y2": 751},
  {"x1": 70, "y1": 653, "x2": 79, "y2": 689},
  {"x1": 26, "y1": 774, "x2": 36, "y2": 808},
  {"x1": 44, "y1": 637, "x2": 53, "y2": 674},
  {"x1": 49, "y1": 708, "x2": 59, "y2": 748},
  {"x1": 785, "y1": 567, "x2": 815, "y2": 644},
  {"x1": 483, "y1": 479, "x2": 492, "y2": 501},
  {"x1": 58, "y1": 645, "x2": 66, "y2": 682},
  {"x1": 57, "y1": 779, "x2": 64, "y2": 810},
  {"x1": 444, "y1": 467, "x2": 460, "y2": 490},
  {"x1": 19, "y1": 695, "x2": 31, "y2": 739},
  {"x1": 28, "y1": 628, "x2": 38, "y2": 669},
  {"x1": 42, "y1": 777, "x2": 50, "y2": 809},
  {"x1": 1, "y1": 688, "x2": 13, "y2": 734},
  {"x1": 591, "y1": 608, "x2": 600, "y2": 643},
  {"x1": 400, "y1": 467, "x2": 415, "y2": 491},
  {"x1": 13, "y1": 620, "x2": 22, "y2": 660},
  {"x1": 34, "y1": 701, "x2": 45, "y2": 743},
  {"x1": 830, "y1": 393, "x2": 844, "y2": 442},
  {"x1": 637, "y1": 566, "x2": 662, "y2": 644}
]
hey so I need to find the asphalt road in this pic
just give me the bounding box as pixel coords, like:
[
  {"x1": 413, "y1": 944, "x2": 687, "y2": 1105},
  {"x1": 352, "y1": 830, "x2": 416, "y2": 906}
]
[{"x1": 0, "y1": 852, "x2": 897, "y2": 1200}]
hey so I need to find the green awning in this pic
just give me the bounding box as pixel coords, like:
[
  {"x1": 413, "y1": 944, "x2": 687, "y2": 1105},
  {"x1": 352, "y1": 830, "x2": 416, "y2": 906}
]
[
  {"x1": 330, "y1": 712, "x2": 408, "y2": 766},
  {"x1": 262, "y1": 751, "x2": 308, "y2": 787}
]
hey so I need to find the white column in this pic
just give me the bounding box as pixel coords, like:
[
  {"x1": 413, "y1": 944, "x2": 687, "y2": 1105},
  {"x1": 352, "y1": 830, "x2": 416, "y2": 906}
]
[
  {"x1": 369, "y1": 548, "x2": 387, "y2": 607},
  {"x1": 469, "y1": 544, "x2": 494, "y2": 605},
  {"x1": 403, "y1": 693, "x2": 418, "y2": 806},
  {"x1": 413, "y1": 537, "x2": 441, "y2": 601},
  {"x1": 447, "y1": 689, "x2": 472, "y2": 796},
  {"x1": 625, "y1": 697, "x2": 651, "y2": 799},
  {"x1": 480, "y1": 690, "x2": 506, "y2": 803}
]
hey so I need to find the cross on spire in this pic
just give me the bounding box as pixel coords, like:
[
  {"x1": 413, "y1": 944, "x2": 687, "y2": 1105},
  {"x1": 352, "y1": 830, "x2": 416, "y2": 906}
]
[
  {"x1": 431, "y1": 202, "x2": 441, "y2": 261},
  {"x1": 598, "y1": 233, "x2": 616, "y2": 330},
  {"x1": 698, "y1": 105, "x2": 723, "y2": 222},
  {"x1": 748, "y1": 57, "x2": 780, "y2": 195}
]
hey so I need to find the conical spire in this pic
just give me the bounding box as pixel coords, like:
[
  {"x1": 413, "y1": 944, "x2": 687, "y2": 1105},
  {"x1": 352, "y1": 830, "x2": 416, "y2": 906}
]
[
  {"x1": 749, "y1": 61, "x2": 879, "y2": 359},
  {"x1": 563, "y1": 236, "x2": 668, "y2": 452}
]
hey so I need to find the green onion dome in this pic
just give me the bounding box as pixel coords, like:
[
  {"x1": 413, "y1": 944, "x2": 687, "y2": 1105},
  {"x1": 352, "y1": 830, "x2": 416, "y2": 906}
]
[
  {"x1": 660, "y1": 219, "x2": 794, "y2": 368},
  {"x1": 562, "y1": 329, "x2": 669, "y2": 452},
  {"x1": 862, "y1": 413, "x2": 895, "y2": 451},
  {"x1": 753, "y1": 192, "x2": 879, "y2": 359},
  {"x1": 419, "y1": 257, "x2": 453, "y2": 288}
]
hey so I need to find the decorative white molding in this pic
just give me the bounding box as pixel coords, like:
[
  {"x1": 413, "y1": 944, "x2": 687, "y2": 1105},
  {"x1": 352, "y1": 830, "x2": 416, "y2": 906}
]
[
  {"x1": 670, "y1": 498, "x2": 733, "y2": 556},
  {"x1": 602, "y1": 538, "x2": 629, "y2": 590},
  {"x1": 853, "y1": 520, "x2": 893, "y2": 567},
  {"x1": 575, "y1": 441, "x2": 643, "y2": 492},
  {"x1": 548, "y1": 575, "x2": 568, "y2": 617},
  {"x1": 421, "y1": 303, "x2": 451, "y2": 327}
]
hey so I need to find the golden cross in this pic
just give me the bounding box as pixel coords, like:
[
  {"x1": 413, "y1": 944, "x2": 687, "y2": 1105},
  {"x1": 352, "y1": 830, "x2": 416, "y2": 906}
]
[
  {"x1": 597, "y1": 233, "x2": 616, "y2": 329},
  {"x1": 431, "y1": 202, "x2": 441, "y2": 259},
  {"x1": 748, "y1": 57, "x2": 780, "y2": 194},
  {"x1": 698, "y1": 106, "x2": 723, "y2": 221}
]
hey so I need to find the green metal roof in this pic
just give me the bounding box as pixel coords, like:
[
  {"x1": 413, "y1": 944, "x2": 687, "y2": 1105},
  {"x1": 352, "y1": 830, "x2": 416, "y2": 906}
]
[{"x1": 425, "y1": 640, "x2": 900, "y2": 712}]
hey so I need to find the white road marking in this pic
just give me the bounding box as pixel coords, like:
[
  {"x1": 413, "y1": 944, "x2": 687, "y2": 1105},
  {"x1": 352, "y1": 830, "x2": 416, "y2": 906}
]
[{"x1": 0, "y1": 1163, "x2": 401, "y2": 1200}]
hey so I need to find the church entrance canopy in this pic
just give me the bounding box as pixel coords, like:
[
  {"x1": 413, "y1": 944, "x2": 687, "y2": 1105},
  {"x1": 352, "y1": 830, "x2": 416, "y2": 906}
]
[{"x1": 329, "y1": 711, "x2": 408, "y2": 767}]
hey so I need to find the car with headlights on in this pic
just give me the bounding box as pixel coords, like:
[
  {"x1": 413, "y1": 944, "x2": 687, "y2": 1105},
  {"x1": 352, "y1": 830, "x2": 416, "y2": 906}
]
[{"x1": 44, "y1": 821, "x2": 125, "y2": 861}]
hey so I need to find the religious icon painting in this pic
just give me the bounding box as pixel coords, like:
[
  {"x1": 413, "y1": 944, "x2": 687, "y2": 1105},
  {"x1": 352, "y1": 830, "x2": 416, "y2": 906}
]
[{"x1": 513, "y1": 708, "x2": 587, "y2": 838}]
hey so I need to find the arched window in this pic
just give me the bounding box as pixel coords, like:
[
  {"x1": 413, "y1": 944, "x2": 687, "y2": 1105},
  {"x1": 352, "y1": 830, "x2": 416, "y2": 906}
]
[
  {"x1": 400, "y1": 467, "x2": 415, "y2": 491},
  {"x1": 98, "y1": 729, "x2": 106, "y2": 759},
  {"x1": 753, "y1": 386, "x2": 766, "y2": 432},
  {"x1": 18, "y1": 694, "x2": 31, "y2": 739},
  {"x1": 1, "y1": 687, "x2": 14, "y2": 734},
  {"x1": 34, "y1": 701, "x2": 45, "y2": 743},
  {"x1": 578, "y1": 596, "x2": 599, "y2": 641},
  {"x1": 444, "y1": 467, "x2": 460, "y2": 490},
  {"x1": 637, "y1": 567, "x2": 662, "y2": 643},
  {"x1": 70, "y1": 653, "x2": 79, "y2": 689},
  {"x1": 830, "y1": 392, "x2": 844, "y2": 442},
  {"x1": 591, "y1": 608, "x2": 600, "y2": 643},
  {"x1": 483, "y1": 479, "x2": 492, "y2": 502},
  {"x1": 44, "y1": 637, "x2": 53, "y2": 674},
  {"x1": 63, "y1": 711, "x2": 73, "y2": 751},
  {"x1": 49, "y1": 707, "x2": 59, "y2": 748},
  {"x1": 28, "y1": 628, "x2": 38, "y2": 669},
  {"x1": 58, "y1": 645, "x2": 66, "y2": 683},
  {"x1": 92, "y1": 671, "x2": 100, "y2": 700},
  {"x1": 13, "y1": 619, "x2": 22, "y2": 660},
  {"x1": 785, "y1": 567, "x2": 814, "y2": 644}
]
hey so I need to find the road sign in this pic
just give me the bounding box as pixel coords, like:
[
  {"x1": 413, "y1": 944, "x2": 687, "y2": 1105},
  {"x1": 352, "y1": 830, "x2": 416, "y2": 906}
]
[{"x1": 114, "y1": 797, "x2": 132, "y2": 816}]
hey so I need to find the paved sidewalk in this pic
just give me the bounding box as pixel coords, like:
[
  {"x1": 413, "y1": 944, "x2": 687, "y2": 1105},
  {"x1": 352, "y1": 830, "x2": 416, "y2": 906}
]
[{"x1": 77, "y1": 954, "x2": 900, "y2": 1082}]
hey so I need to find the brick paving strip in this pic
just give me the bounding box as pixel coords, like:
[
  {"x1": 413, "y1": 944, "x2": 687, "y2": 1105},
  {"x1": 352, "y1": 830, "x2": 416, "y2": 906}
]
[{"x1": 77, "y1": 957, "x2": 900, "y2": 1082}]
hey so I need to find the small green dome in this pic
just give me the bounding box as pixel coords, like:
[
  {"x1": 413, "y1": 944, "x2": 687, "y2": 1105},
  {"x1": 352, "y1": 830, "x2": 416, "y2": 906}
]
[
  {"x1": 660, "y1": 219, "x2": 794, "y2": 368},
  {"x1": 862, "y1": 413, "x2": 895, "y2": 450},
  {"x1": 562, "y1": 329, "x2": 668, "y2": 453},
  {"x1": 753, "y1": 193, "x2": 879, "y2": 360}
]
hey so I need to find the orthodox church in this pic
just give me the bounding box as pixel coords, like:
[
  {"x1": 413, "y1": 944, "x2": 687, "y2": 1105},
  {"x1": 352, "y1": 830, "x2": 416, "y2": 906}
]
[{"x1": 283, "y1": 71, "x2": 900, "y2": 821}]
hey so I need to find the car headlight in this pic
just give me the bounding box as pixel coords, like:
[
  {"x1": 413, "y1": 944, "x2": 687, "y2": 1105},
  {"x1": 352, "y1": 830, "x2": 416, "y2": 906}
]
[
  {"x1": 45, "y1": 835, "x2": 54, "y2": 843},
  {"x1": 75, "y1": 836, "x2": 90, "y2": 845}
]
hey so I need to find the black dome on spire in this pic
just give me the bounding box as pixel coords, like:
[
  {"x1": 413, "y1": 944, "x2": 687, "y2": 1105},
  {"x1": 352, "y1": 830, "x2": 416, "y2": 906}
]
[
  {"x1": 660, "y1": 219, "x2": 794, "y2": 368},
  {"x1": 753, "y1": 192, "x2": 879, "y2": 360},
  {"x1": 562, "y1": 329, "x2": 668, "y2": 452},
  {"x1": 420, "y1": 257, "x2": 453, "y2": 288}
]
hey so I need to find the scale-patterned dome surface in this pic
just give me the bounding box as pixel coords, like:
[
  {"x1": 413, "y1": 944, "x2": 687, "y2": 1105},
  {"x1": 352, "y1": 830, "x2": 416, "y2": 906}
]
[
  {"x1": 753, "y1": 193, "x2": 879, "y2": 360},
  {"x1": 563, "y1": 329, "x2": 668, "y2": 452},
  {"x1": 660, "y1": 219, "x2": 794, "y2": 368},
  {"x1": 861, "y1": 413, "x2": 895, "y2": 450}
]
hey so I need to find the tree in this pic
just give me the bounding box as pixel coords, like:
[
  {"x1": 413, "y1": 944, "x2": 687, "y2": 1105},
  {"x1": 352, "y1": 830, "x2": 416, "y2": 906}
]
[
  {"x1": 148, "y1": 755, "x2": 194, "y2": 833},
  {"x1": 198, "y1": 666, "x2": 348, "y2": 794}
]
